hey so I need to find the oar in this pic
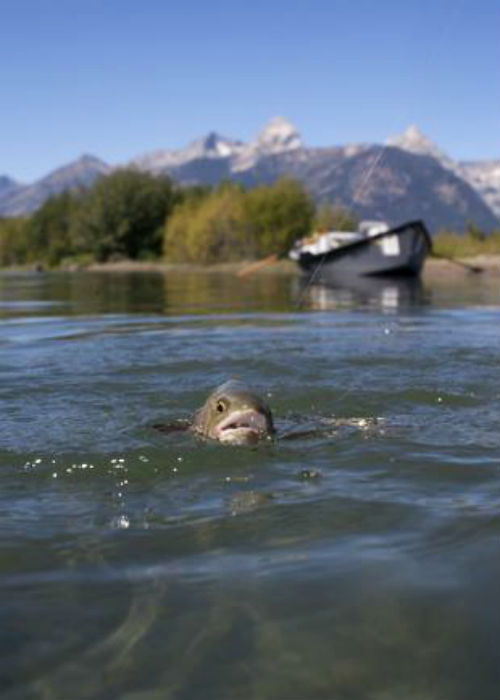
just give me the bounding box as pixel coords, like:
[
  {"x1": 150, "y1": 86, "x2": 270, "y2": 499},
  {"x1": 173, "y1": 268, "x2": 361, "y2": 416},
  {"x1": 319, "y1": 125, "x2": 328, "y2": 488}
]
[
  {"x1": 236, "y1": 254, "x2": 279, "y2": 278},
  {"x1": 430, "y1": 253, "x2": 484, "y2": 274}
]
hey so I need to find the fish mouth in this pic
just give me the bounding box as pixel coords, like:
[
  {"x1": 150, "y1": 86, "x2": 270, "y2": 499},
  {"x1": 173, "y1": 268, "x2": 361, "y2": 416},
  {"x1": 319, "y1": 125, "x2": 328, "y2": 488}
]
[{"x1": 215, "y1": 409, "x2": 270, "y2": 444}]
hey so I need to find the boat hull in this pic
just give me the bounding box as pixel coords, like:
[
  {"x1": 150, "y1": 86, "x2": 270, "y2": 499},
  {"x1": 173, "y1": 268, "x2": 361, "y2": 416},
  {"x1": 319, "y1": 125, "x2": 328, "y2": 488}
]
[{"x1": 296, "y1": 220, "x2": 432, "y2": 282}]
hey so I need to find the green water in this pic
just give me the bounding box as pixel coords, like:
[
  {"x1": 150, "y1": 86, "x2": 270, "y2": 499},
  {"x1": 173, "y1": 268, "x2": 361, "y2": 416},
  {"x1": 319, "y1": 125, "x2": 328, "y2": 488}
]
[{"x1": 0, "y1": 269, "x2": 499, "y2": 699}]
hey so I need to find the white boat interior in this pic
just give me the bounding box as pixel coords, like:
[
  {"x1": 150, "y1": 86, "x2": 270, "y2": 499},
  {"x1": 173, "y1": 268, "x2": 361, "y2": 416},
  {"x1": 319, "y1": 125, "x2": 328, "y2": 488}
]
[{"x1": 289, "y1": 220, "x2": 390, "y2": 259}]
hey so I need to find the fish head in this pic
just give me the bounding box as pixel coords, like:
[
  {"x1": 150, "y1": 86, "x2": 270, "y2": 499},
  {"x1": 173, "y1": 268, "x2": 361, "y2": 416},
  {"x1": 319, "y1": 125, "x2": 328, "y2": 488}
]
[{"x1": 193, "y1": 380, "x2": 275, "y2": 445}]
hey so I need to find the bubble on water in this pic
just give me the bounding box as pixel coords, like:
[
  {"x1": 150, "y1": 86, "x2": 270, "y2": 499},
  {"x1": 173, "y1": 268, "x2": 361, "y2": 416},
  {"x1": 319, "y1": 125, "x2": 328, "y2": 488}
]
[
  {"x1": 113, "y1": 515, "x2": 130, "y2": 529},
  {"x1": 52, "y1": 472, "x2": 58, "y2": 478},
  {"x1": 110, "y1": 457, "x2": 126, "y2": 471},
  {"x1": 298, "y1": 469, "x2": 322, "y2": 481}
]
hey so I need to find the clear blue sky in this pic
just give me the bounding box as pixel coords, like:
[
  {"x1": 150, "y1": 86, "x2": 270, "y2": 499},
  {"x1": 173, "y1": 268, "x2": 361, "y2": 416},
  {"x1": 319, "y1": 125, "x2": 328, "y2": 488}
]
[{"x1": 1, "y1": 0, "x2": 498, "y2": 182}]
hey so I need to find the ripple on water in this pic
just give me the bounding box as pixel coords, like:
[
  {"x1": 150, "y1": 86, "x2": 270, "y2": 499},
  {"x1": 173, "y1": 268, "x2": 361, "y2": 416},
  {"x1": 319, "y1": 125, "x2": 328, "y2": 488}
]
[{"x1": 0, "y1": 274, "x2": 498, "y2": 700}]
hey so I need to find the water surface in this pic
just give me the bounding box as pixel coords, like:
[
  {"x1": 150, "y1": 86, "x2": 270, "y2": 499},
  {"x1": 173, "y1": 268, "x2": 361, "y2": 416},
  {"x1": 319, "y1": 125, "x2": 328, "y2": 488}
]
[{"x1": 0, "y1": 269, "x2": 499, "y2": 699}]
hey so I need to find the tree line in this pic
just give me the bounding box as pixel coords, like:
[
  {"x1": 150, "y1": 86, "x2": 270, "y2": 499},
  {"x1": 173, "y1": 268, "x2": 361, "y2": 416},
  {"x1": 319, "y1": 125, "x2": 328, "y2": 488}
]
[
  {"x1": 0, "y1": 168, "x2": 497, "y2": 268},
  {"x1": 0, "y1": 169, "x2": 359, "y2": 267}
]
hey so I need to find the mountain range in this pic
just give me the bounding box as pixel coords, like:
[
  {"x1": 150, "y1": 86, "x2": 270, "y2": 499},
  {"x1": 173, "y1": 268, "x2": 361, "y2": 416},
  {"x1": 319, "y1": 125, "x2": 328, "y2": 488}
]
[{"x1": 1, "y1": 117, "x2": 498, "y2": 233}]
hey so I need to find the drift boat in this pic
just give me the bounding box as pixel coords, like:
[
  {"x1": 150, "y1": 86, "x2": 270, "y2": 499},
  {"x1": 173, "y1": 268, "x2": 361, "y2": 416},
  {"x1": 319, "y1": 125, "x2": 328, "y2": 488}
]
[{"x1": 289, "y1": 219, "x2": 432, "y2": 281}]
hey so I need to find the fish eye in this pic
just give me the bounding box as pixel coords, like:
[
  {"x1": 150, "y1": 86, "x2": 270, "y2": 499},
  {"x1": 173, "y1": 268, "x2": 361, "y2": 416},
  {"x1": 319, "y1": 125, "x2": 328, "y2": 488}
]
[{"x1": 216, "y1": 400, "x2": 226, "y2": 413}]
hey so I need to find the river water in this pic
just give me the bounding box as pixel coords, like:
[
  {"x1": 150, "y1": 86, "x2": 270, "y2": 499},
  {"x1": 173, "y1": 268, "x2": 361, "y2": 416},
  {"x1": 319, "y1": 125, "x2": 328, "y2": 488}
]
[{"x1": 0, "y1": 269, "x2": 498, "y2": 699}]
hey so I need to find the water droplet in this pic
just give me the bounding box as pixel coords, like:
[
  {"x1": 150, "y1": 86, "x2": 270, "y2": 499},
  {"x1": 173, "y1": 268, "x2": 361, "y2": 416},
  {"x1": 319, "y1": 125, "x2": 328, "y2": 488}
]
[
  {"x1": 298, "y1": 469, "x2": 321, "y2": 481},
  {"x1": 115, "y1": 515, "x2": 130, "y2": 529}
]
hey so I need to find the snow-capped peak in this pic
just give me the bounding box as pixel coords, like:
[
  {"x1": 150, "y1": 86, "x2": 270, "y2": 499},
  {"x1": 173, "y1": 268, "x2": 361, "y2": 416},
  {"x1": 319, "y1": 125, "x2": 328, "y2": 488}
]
[
  {"x1": 132, "y1": 132, "x2": 242, "y2": 172},
  {"x1": 386, "y1": 125, "x2": 452, "y2": 167},
  {"x1": 231, "y1": 117, "x2": 302, "y2": 172},
  {"x1": 185, "y1": 132, "x2": 243, "y2": 160},
  {"x1": 255, "y1": 116, "x2": 302, "y2": 151}
]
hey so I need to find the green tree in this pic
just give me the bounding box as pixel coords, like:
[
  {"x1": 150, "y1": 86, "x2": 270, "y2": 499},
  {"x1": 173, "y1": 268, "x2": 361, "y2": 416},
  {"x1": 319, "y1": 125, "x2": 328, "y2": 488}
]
[
  {"x1": 76, "y1": 169, "x2": 175, "y2": 261},
  {"x1": 164, "y1": 178, "x2": 314, "y2": 263},
  {"x1": 0, "y1": 217, "x2": 30, "y2": 266},
  {"x1": 465, "y1": 221, "x2": 485, "y2": 241},
  {"x1": 25, "y1": 191, "x2": 82, "y2": 265},
  {"x1": 313, "y1": 203, "x2": 358, "y2": 232},
  {"x1": 175, "y1": 184, "x2": 212, "y2": 207},
  {"x1": 164, "y1": 184, "x2": 249, "y2": 263},
  {"x1": 242, "y1": 178, "x2": 314, "y2": 257}
]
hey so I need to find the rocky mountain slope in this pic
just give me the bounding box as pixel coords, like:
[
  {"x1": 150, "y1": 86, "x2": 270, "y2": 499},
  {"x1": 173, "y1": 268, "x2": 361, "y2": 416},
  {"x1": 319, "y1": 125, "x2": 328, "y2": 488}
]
[
  {"x1": 1, "y1": 119, "x2": 498, "y2": 232},
  {"x1": 387, "y1": 125, "x2": 500, "y2": 217},
  {"x1": 0, "y1": 155, "x2": 111, "y2": 217},
  {"x1": 0, "y1": 175, "x2": 22, "y2": 199},
  {"x1": 458, "y1": 160, "x2": 500, "y2": 218}
]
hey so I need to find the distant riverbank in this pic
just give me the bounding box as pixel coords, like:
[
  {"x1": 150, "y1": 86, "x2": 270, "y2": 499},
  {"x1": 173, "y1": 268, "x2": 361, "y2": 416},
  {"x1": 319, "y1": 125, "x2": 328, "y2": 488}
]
[
  {"x1": 2, "y1": 255, "x2": 498, "y2": 286},
  {"x1": 84, "y1": 254, "x2": 500, "y2": 279}
]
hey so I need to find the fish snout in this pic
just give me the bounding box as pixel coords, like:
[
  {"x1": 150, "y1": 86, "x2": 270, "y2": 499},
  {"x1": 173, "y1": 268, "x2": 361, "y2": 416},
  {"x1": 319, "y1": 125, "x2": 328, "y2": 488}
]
[{"x1": 215, "y1": 409, "x2": 271, "y2": 444}]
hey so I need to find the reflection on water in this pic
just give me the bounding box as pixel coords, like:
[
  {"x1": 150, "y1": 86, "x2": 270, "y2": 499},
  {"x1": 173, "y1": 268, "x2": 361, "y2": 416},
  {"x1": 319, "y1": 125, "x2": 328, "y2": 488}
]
[
  {"x1": 297, "y1": 275, "x2": 428, "y2": 311},
  {"x1": 0, "y1": 266, "x2": 498, "y2": 319},
  {"x1": 0, "y1": 268, "x2": 499, "y2": 700},
  {"x1": 0, "y1": 270, "x2": 295, "y2": 318}
]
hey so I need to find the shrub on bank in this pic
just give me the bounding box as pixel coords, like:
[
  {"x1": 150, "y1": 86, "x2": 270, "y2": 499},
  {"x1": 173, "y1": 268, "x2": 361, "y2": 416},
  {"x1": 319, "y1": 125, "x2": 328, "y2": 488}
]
[
  {"x1": 432, "y1": 229, "x2": 500, "y2": 258},
  {"x1": 313, "y1": 204, "x2": 359, "y2": 233},
  {"x1": 164, "y1": 178, "x2": 314, "y2": 263},
  {"x1": 164, "y1": 184, "x2": 250, "y2": 264},
  {"x1": 242, "y1": 178, "x2": 314, "y2": 258}
]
